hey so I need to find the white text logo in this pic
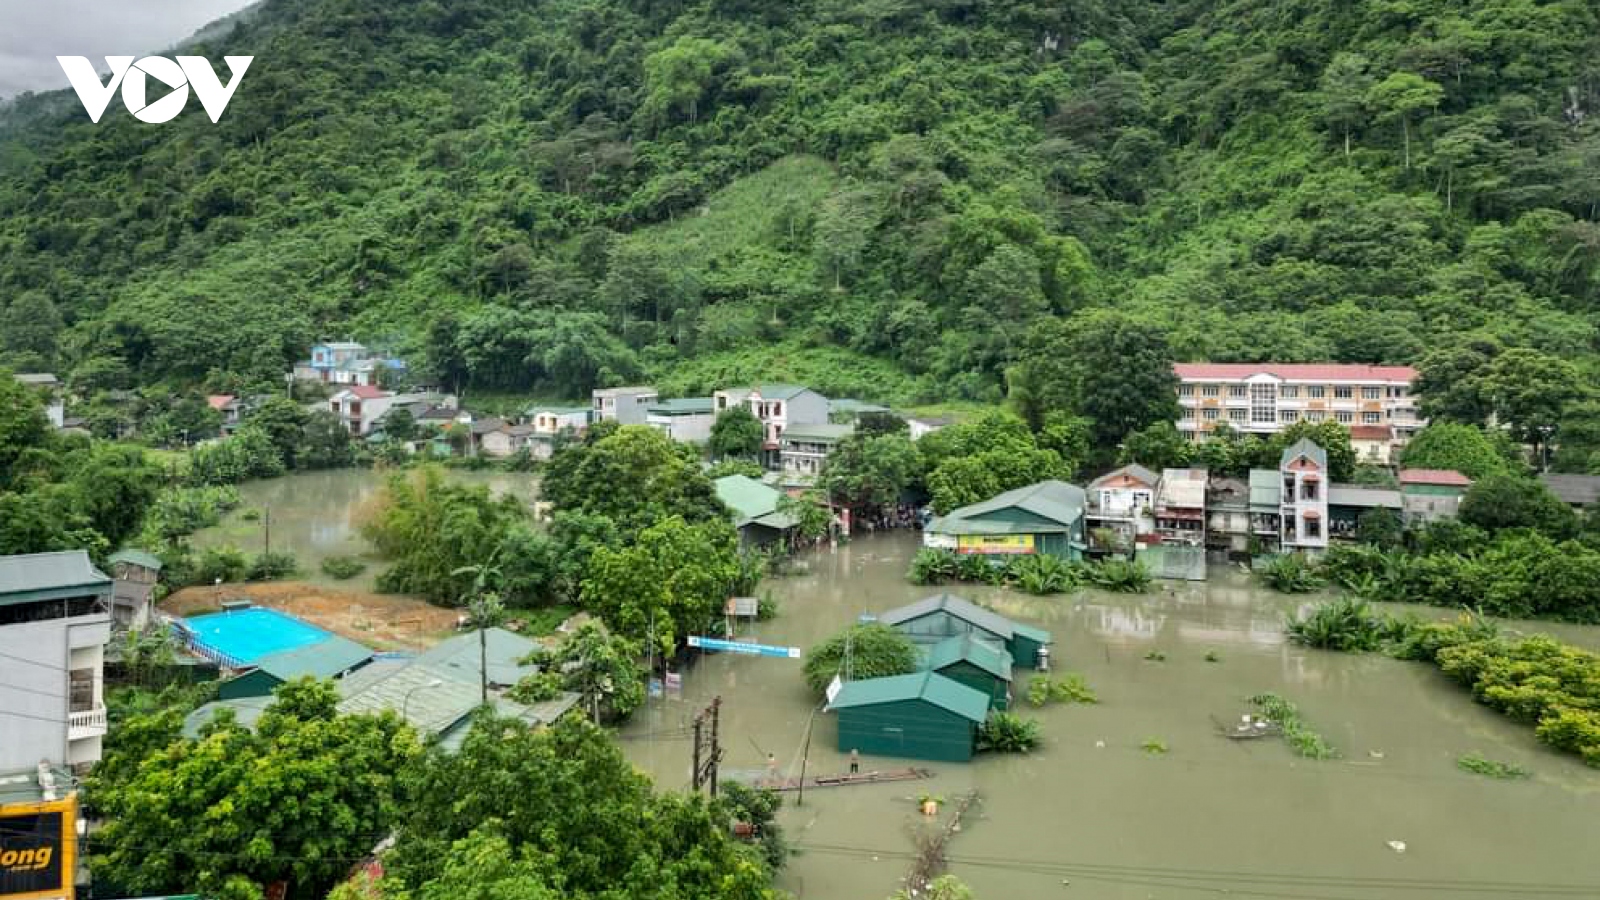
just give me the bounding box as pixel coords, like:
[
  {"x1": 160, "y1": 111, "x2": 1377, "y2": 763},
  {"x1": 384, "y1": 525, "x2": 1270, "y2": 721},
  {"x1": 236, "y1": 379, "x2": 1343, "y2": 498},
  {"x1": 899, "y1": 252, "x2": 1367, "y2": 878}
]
[{"x1": 57, "y1": 56, "x2": 253, "y2": 123}]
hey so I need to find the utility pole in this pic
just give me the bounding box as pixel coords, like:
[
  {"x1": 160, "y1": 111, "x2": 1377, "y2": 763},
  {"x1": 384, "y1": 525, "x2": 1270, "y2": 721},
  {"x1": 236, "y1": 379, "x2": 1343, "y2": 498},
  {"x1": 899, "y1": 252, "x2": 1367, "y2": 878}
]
[
  {"x1": 691, "y1": 696, "x2": 723, "y2": 796},
  {"x1": 263, "y1": 508, "x2": 271, "y2": 556}
]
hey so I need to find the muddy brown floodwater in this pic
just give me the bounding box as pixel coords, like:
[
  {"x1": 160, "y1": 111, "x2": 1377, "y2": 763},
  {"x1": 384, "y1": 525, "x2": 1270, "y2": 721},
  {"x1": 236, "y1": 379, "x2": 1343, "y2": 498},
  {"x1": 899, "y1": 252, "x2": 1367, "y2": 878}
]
[
  {"x1": 620, "y1": 531, "x2": 1600, "y2": 900},
  {"x1": 189, "y1": 468, "x2": 539, "y2": 590}
]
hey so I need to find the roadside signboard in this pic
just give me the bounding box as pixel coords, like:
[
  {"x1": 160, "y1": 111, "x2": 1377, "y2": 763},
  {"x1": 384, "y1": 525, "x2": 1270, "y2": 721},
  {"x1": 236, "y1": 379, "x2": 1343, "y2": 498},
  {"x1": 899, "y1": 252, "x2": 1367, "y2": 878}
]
[
  {"x1": 0, "y1": 795, "x2": 75, "y2": 900},
  {"x1": 687, "y1": 635, "x2": 800, "y2": 659},
  {"x1": 724, "y1": 597, "x2": 760, "y2": 618}
]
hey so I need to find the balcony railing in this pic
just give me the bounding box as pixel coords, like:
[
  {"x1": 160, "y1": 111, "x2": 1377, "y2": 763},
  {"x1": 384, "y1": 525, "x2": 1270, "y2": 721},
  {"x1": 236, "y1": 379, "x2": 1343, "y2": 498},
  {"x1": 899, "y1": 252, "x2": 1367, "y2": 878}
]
[{"x1": 68, "y1": 706, "x2": 108, "y2": 739}]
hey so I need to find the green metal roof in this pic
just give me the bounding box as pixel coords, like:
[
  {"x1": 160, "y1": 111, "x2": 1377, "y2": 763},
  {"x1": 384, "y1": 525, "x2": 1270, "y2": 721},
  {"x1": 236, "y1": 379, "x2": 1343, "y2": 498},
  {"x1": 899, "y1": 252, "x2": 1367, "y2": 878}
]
[
  {"x1": 1280, "y1": 438, "x2": 1327, "y2": 471},
  {"x1": 715, "y1": 474, "x2": 796, "y2": 529},
  {"x1": 253, "y1": 634, "x2": 374, "y2": 681},
  {"x1": 782, "y1": 422, "x2": 854, "y2": 443},
  {"x1": 755, "y1": 384, "x2": 812, "y2": 400},
  {"x1": 0, "y1": 550, "x2": 112, "y2": 605},
  {"x1": 1248, "y1": 469, "x2": 1281, "y2": 512},
  {"x1": 526, "y1": 405, "x2": 591, "y2": 417},
  {"x1": 880, "y1": 594, "x2": 1019, "y2": 641},
  {"x1": 1011, "y1": 622, "x2": 1052, "y2": 646},
  {"x1": 648, "y1": 397, "x2": 715, "y2": 415},
  {"x1": 935, "y1": 479, "x2": 1085, "y2": 531},
  {"x1": 181, "y1": 696, "x2": 275, "y2": 738},
  {"x1": 925, "y1": 634, "x2": 1013, "y2": 682},
  {"x1": 829, "y1": 398, "x2": 890, "y2": 415},
  {"x1": 108, "y1": 548, "x2": 164, "y2": 571},
  {"x1": 827, "y1": 671, "x2": 990, "y2": 724},
  {"x1": 414, "y1": 627, "x2": 544, "y2": 686}
]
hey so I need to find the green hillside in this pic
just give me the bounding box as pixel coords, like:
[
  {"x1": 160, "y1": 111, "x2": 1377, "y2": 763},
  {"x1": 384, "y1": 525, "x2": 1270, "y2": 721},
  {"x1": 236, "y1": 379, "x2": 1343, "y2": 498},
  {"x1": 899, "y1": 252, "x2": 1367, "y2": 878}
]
[{"x1": 1, "y1": 0, "x2": 1597, "y2": 405}]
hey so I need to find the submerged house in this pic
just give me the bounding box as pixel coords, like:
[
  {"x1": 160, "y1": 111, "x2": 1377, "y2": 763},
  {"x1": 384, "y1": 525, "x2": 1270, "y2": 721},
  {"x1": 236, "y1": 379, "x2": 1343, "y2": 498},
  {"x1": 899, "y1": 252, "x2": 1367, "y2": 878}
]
[
  {"x1": 923, "y1": 480, "x2": 1087, "y2": 561},
  {"x1": 1086, "y1": 464, "x2": 1159, "y2": 548},
  {"x1": 924, "y1": 633, "x2": 1012, "y2": 711},
  {"x1": 1399, "y1": 469, "x2": 1472, "y2": 523},
  {"x1": 1326, "y1": 485, "x2": 1403, "y2": 538},
  {"x1": 714, "y1": 474, "x2": 797, "y2": 547},
  {"x1": 879, "y1": 593, "x2": 1051, "y2": 670},
  {"x1": 827, "y1": 671, "x2": 990, "y2": 762}
]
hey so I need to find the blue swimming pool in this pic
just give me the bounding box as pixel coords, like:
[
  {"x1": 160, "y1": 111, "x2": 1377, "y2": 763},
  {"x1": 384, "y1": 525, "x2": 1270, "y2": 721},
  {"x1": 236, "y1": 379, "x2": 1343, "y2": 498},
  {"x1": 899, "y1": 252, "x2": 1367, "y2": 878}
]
[{"x1": 183, "y1": 607, "x2": 333, "y2": 664}]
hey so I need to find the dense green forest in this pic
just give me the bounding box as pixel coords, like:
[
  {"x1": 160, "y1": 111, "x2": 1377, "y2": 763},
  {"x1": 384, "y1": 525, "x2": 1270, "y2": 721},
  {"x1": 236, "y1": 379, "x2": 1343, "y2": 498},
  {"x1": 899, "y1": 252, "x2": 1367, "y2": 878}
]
[{"x1": 1, "y1": 0, "x2": 1597, "y2": 405}]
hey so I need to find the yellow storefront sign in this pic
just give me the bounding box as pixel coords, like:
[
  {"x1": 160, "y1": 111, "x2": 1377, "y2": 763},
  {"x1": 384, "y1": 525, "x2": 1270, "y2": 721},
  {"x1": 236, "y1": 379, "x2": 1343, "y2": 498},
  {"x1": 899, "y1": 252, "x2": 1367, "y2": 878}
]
[
  {"x1": 0, "y1": 795, "x2": 75, "y2": 900},
  {"x1": 956, "y1": 534, "x2": 1035, "y2": 555}
]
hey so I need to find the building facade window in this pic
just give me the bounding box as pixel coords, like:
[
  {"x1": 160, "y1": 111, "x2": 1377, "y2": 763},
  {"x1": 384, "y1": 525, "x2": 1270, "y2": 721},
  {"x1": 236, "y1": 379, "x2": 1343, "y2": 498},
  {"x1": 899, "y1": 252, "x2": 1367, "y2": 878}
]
[
  {"x1": 1203, "y1": 408, "x2": 1220, "y2": 420},
  {"x1": 1249, "y1": 383, "x2": 1276, "y2": 423},
  {"x1": 1280, "y1": 386, "x2": 1299, "y2": 399},
  {"x1": 1229, "y1": 408, "x2": 1247, "y2": 422},
  {"x1": 1203, "y1": 385, "x2": 1220, "y2": 398},
  {"x1": 1301, "y1": 480, "x2": 1318, "y2": 500},
  {"x1": 1362, "y1": 387, "x2": 1381, "y2": 399},
  {"x1": 1307, "y1": 386, "x2": 1325, "y2": 399},
  {"x1": 1334, "y1": 386, "x2": 1353, "y2": 399},
  {"x1": 1305, "y1": 517, "x2": 1321, "y2": 538},
  {"x1": 1279, "y1": 410, "x2": 1299, "y2": 423},
  {"x1": 1179, "y1": 384, "x2": 1195, "y2": 397},
  {"x1": 1306, "y1": 411, "x2": 1325, "y2": 422},
  {"x1": 70, "y1": 669, "x2": 96, "y2": 711},
  {"x1": 1362, "y1": 411, "x2": 1382, "y2": 424},
  {"x1": 1182, "y1": 408, "x2": 1195, "y2": 420},
  {"x1": 1335, "y1": 411, "x2": 1354, "y2": 423}
]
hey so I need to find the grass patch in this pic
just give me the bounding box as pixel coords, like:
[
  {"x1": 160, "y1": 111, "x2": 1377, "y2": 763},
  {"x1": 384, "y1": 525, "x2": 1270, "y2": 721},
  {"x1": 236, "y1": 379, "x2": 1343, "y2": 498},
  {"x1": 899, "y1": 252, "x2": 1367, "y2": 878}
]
[
  {"x1": 505, "y1": 604, "x2": 578, "y2": 637},
  {"x1": 1141, "y1": 738, "x2": 1169, "y2": 755},
  {"x1": 1026, "y1": 673, "x2": 1097, "y2": 707},
  {"x1": 1143, "y1": 649, "x2": 1167, "y2": 662},
  {"x1": 655, "y1": 340, "x2": 928, "y2": 404},
  {"x1": 1456, "y1": 753, "x2": 1531, "y2": 780}
]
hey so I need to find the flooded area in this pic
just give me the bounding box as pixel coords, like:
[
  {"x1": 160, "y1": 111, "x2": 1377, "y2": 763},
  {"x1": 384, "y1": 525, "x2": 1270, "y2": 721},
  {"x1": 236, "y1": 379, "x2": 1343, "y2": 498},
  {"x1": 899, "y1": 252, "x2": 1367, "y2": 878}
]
[
  {"x1": 189, "y1": 468, "x2": 539, "y2": 590},
  {"x1": 621, "y1": 532, "x2": 1600, "y2": 899}
]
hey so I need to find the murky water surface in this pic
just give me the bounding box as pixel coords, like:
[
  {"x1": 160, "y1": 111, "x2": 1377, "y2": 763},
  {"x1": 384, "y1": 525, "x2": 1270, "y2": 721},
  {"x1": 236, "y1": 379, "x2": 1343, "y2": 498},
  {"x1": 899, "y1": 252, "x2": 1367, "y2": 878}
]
[
  {"x1": 190, "y1": 469, "x2": 538, "y2": 589},
  {"x1": 192, "y1": 473, "x2": 1600, "y2": 897},
  {"x1": 621, "y1": 532, "x2": 1600, "y2": 900}
]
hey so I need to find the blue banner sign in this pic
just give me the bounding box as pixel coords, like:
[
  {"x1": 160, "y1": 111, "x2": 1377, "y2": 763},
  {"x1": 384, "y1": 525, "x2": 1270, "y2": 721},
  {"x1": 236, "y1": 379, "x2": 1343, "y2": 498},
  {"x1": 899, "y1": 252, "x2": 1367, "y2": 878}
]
[{"x1": 687, "y1": 635, "x2": 801, "y2": 659}]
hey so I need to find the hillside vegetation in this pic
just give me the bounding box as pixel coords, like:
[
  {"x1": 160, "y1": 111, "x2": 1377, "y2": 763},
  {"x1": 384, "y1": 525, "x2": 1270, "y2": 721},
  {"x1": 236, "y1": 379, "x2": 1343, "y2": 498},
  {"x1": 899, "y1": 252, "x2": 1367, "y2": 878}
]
[{"x1": 1, "y1": 0, "x2": 1597, "y2": 404}]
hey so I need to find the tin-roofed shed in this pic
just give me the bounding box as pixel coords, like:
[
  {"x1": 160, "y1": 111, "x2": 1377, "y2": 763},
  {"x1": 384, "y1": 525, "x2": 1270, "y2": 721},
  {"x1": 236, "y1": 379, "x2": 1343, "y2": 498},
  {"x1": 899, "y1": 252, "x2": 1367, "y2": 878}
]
[
  {"x1": 217, "y1": 634, "x2": 376, "y2": 700},
  {"x1": 880, "y1": 593, "x2": 1052, "y2": 670},
  {"x1": 827, "y1": 671, "x2": 990, "y2": 762},
  {"x1": 925, "y1": 634, "x2": 1013, "y2": 710}
]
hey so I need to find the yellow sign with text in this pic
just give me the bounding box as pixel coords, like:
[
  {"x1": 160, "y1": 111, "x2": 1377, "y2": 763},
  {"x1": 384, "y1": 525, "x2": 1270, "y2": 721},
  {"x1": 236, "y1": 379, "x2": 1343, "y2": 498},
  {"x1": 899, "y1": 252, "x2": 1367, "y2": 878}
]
[
  {"x1": 956, "y1": 534, "x2": 1035, "y2": 555},
  {"x1": 0, "y1": 795, "x2": 75, "y2": 900}
]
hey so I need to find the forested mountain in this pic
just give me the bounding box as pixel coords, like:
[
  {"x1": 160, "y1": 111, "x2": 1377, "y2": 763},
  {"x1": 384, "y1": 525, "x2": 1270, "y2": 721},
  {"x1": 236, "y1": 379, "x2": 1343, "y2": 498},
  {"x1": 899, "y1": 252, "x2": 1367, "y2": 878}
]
[{"x1": 1, "y1": 0, "x2": 1597, "y2": 403}]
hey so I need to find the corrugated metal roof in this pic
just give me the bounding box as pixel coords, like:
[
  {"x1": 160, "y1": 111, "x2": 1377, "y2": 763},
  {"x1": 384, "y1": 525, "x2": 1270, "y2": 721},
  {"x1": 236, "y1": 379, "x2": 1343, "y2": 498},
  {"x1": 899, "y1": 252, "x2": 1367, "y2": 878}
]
[
  {"x1": 108, "y1": 548, "x2": 164, "y2": 571},
  {"x1": 0, "y1": 550, "x2": 111, "y2": 604},
  {"x1": 1540, "y1": 473, "x2": 1600, "y2": 507},
  {"x1": 1399, "y1": 468, "x2": 1472, "y2": 487},
  {"x1": 413, "y1": 627, "x2": 544, "y2": 687},
  {"x1": 782, "y1": 423, "x2": 854, "y2": 443},
  {"x1": 827, "y1": 671, "x2": 990, "y2": 724},
  {"x1": 13, "y1": 373, "x2": 60, "y2": 386},
  {"x1": 934, "y1": 479, "x2": 1086, "y2": 531},
  {"x1": 880, "y1": 594, "x2": 1018, "y2": 641},
  {"x1": 253, "y1": 634, "x2": 374, "y2": 681},
  {"x1": 926, "y1": 634, "x2": 1013, "y2": 682},
  {"x1": 1174, "y1": 363, "x2": 1417, "y2": 382},
  {"x1": 1248, "y1": 469, "x2": 1281, "y2": 511},
  {"x1": 755, "y1": 384, "x2": 812, "y2": 400},
  {"x1": 1088, "y1": 464, "x2": 1159, "y2": 491},
  {"x1": 593, "y1": 386, "x2": 657, "y2": 396},
  {"x1": 1327, "y1": 485, "x2": 1402, "y2": 509},
  {"x1": 715, "y1": 475, "x2": 783, "y2": 524},
  {"x1": 182, "y1": 697, "x2": 275, "y2": 738},
  {"x1": 647, "y1": 398, "x2": 715, "y2": 415}
]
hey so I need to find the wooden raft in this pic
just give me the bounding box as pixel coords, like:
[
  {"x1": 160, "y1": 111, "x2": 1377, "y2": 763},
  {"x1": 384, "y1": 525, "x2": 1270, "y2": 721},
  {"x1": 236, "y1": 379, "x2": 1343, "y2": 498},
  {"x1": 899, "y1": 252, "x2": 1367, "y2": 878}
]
[{"x1": 747, "y1": 766, "x2": 934, "y2": 792}]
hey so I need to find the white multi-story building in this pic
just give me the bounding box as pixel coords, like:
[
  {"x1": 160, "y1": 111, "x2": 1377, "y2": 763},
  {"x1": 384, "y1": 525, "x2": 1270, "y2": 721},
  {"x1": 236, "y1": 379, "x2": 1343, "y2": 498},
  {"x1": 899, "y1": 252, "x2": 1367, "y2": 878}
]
[
  {"x1": 1173, "y1": 363, "x2": 1422, "y2": 458},
  {"x1": 328, "y1": 385, "x2": 395, "y2": 436},
  {"x1": 592, "y1": 386, "x2": 659, "y2": 425},
  {"x1": 0, "y1": 551, "x2": 113, "y2": 774},
  {"x1": 713, "y1": 385, "x2": 831, "y2": 469},
  {"x1": 1277, "y1": 438, "x2": 1330, "y2": 552}
]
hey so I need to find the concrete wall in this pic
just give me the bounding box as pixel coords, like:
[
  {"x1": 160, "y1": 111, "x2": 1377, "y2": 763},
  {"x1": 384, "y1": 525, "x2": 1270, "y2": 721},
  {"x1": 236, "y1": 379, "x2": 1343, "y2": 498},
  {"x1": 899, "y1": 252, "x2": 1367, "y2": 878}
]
[{"x1": 0, "y1": 613, "x2": 109, "y2": 772}]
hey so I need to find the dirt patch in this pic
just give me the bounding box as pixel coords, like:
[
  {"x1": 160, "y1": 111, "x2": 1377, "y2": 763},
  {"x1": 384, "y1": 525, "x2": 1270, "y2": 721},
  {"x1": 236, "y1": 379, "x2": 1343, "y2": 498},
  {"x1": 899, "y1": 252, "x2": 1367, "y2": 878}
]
[{"x1": 161, "y1": 581, "x2": 462, "y2": 652}]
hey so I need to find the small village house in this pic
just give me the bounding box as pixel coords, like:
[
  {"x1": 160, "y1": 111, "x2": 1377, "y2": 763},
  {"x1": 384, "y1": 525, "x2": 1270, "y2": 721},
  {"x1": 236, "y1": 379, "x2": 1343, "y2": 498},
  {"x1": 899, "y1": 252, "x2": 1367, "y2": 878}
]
[
  {"x1": 106, "y1": 549, "x2": 162, "y2": 630},
  {"x1": 646, "y1": 397, "x2": 716, "y2": 443},
  {"x1": 1204, "y1": 475, "x2": 1252, "y2": 555},
  {"x1": 925, "y1": 480, "x2": 1088, "y2": 562},
  {"x1": 293, "y1": 341, "x2": 405, "y2": 387},
  {"x1": 519, "y1": 405, "x2": 592, "y2": 459},
  {"x1": 592, "y1": 386, "x2": 659, "y2": 425},
  {"x1": 1174, "y1": 363, "x2": 1423, "y2": 460},
  {"x1": 924, "y1": 633, "x2": 1013, "y2": 711},
  {"x1": 779, "y1": 422, "x2": 855, "y2": 478},
  {"x1": 713, "y1": 384, "x2": 831, "y2": 468},
  {"x1": 826, "y1": 671, "x2": 991, "y2": 763},
  {"x1": 0, "y1": 551, "x2": 112, "y2": 773},
  {"x1": 13, "y1": 373, "x2": 64, "y2": 428},
  {"x1": 1349, "y1": 424, "x2": 1395, "y2": 465},
  {"x1": 328, "y1": 385, "x2": 396, "y2": 436},
  {"x1": 1086, "y1": 464, "x2": 1159, "y2": 549},
  {"x1": 1399, "y1": 469, "x2": 1473, "y2": 523},
  {"x1": 215, "y1": 634, "x2": 375, "y2": 701},
  {"x1": 879, "y1": 593, "x2": 1052, "y2": 671},
  {"x1": 1278, "y1": 438, "x2": 1330, "y2": 553},
  {"x1": 714, "y1": 474, "x2": 798, "y2": 547},
  {"x1": 1326, "y1": 485, "x2": 1403, "y2": 538},
  {"x1": 1154, "y1": 468, "x2": 1207, "y2": 546},
  {"x1": 1247, "y1": 469, "x2": 1286, "y2": 555},
  {"x1": 478, "y1": 422, "x2": 537, "y2": 459}
]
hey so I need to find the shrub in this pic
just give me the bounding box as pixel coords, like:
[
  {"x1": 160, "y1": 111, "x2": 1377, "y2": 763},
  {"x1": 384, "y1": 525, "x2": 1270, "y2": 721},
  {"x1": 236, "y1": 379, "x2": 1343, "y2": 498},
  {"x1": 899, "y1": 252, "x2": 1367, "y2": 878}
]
[
  {"x1": 1007, "y1": 553, "x2": 1080, "y2": 595},
  {"x1": 1250, "y1": 692, "x2": 1337, "y2": 759},
  {"x1": 1285, "y1": 596, "x2": 1387, "y2": 652},
  {"x1": 803, "y1": 623, "x2": 919, "y2": 696},
  {"x1": 1456, "y1": 753, "x2": 1531, "y2": 780},
  {"x1": 906, "y1": 548, "x2": 958, "y2": 585},
  {"x1": 1140, "y1": 738, "x2": 1169, "y2": 755},
  {"x1": 1090, "y1": 558, "x2": 1152, "y2": 593},
  {"x1": 1026, "y1": 673, "x2": 1097, "y2": 706},
  {"x1": 246, "y1": 551, "x2": 299, "y2": 581},
  {"x1": 320, "y1": 556, "x2": 368, "y2": 580},
  {"x1": 1257, "y1": 553, "x2": 1323, "y2": 593},
  {"x1": 193, "y1": 546, "x2": 248, "y2": 585},
  {"x1": 977, "y1": 712, "x2": 1040, "y2": 753}
]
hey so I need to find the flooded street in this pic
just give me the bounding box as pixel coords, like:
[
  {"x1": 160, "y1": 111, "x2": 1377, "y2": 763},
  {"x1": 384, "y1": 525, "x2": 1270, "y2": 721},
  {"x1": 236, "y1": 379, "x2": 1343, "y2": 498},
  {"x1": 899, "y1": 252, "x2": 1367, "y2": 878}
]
[
  {"x1": 622, "y1": 532, "x2": 1600, "y2": 899},
  {"x1": 189, "y1": 469, "x2": 539, "y2": 590}
]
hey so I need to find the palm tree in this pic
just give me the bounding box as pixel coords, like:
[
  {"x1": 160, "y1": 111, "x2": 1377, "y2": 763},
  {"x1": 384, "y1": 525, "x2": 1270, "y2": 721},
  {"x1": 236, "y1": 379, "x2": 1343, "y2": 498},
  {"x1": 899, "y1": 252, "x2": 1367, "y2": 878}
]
[{"x1": 455, "y1": 550, "x2": 506, "y2": 705}]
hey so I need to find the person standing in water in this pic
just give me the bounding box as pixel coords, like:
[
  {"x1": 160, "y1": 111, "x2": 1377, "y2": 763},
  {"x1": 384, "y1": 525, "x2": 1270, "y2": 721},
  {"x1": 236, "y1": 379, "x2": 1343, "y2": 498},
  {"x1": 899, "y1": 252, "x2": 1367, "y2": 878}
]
[{"x1": 850, "y1": 748, "x2": 860, "y2": 774}]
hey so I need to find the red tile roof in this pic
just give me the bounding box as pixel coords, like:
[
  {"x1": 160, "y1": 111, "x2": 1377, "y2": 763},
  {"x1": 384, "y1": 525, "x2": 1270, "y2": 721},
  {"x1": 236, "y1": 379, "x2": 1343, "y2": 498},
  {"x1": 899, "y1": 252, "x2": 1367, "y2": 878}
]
[
  {"x1": 341, "y1": 385, "x2": 391, "y2": 400},
  {"x1": 206, "y1": 394, "x2": 236, "y2": 411},
  {"x1": 1399, "y1": 468, "x2": 1473, "y2": 487},
  {"x1": 1174, "y1": 363, "x2": 1418, "y2": 382},
  {"x1": 1349, "y1": 425, "x2": 1392, "y2": 441}
]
